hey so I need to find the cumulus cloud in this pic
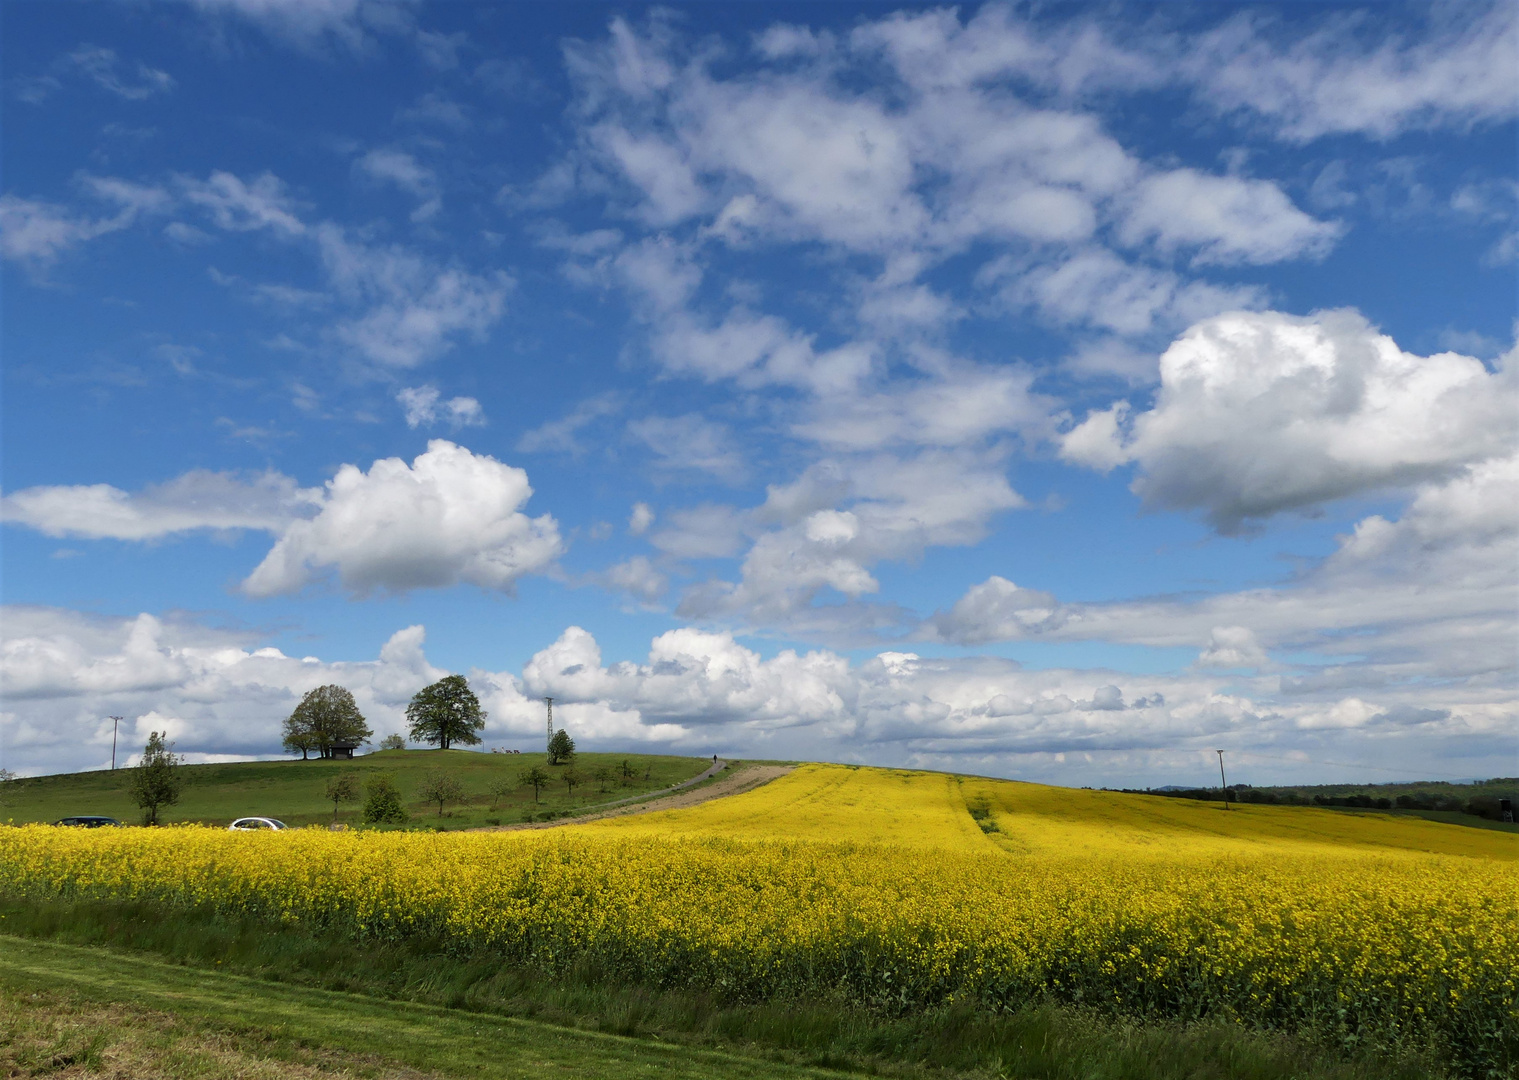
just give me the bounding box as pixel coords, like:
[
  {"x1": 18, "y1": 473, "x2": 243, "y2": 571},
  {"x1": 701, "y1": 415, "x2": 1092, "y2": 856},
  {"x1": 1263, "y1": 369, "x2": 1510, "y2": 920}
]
[
  {"x1": 1, "y1": 609, "x2": 447, "y2": 775},
  {"x1": 4, "y1": 444, "x2": 561, "y2": 599},
  {"x1": 628, "y1": 501, "x2": 655, "y2": 535},
  {"x1": 397, "y1": 385, "x2": 485, "y2": 429},
  {"x1": 931, "y1": 452, "x2": 1519, "y2": 694},
  {"x1": 242, "y1": 440, "x2": 561, "y2": 597},
  {"x1": 564, "y1": 13, "x2": 1337, "y2": 272},
  {"x1": 4, "y1": 609, "x2": 1511, "y2": 785},
  {"x1": 1060, "y1": 309, "x2": 1516, "y2": 532}
]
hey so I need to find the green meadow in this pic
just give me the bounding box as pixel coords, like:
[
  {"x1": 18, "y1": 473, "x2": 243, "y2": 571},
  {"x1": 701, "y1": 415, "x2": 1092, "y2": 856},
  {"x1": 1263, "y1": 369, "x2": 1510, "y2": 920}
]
[{"x1": 0, "y1": 749, "x2": 712, "y2": 829}]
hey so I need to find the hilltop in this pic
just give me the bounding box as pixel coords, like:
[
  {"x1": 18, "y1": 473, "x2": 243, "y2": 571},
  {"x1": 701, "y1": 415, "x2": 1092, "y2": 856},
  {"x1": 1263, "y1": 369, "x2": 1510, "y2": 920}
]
[{"x1": 0, "y1": 750, "x2": 715, "y2": 830}]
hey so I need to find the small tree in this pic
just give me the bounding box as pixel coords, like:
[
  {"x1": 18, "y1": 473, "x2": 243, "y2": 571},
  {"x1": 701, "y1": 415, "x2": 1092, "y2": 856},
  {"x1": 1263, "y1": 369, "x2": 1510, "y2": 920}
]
[
  {"x1": 562, "y1": 767, "x2": 582, "y2": 798},
  {"x1": 417, "y1": 771, "x2": 466, "y2": 817},
  {"x1": 362, "y1": 773, "x2": 409, "y2": 824},
  {"x1": 618, "y1": 759, "x2": 635, "y2": 784},
  {"x1": 519, "y1": 766, "x2": 550, "y2": 803},
  {"x1": 284, "y1": 685, "x2": 372, "y2": 759},
  {"x1": 593, "y1": 766, "x2": 615, "y2": 793},
  {"x1": 547, "y1": 728, "x2": 575, "y2": 766},
  {"x1": 406, "y1": 676, "x2": 486, "y2": 750},
  {"x1": 130, "y1": 731, "x2": 182, "y2": 826},
  {"x1": 325, "y1": 774, "x2": 360, "y2": 822},
  {"x1": 379, "y1": 733, "x2": 406, "y2": 751},
  {"x1": 487, "y1": 775, "x2": 516, "y2": 809}
]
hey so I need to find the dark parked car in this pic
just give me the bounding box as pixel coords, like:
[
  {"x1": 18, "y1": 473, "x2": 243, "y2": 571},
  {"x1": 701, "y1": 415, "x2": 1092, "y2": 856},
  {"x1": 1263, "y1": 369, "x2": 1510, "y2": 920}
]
[{"x1": 53, "y1": 816, "x2": 121, "y2": 827}]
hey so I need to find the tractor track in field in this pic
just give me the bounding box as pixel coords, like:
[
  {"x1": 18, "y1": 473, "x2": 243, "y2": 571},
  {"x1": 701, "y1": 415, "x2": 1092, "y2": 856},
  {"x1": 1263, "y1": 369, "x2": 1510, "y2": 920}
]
[{"x1": 471, "y1": 763, "x2": 794, "y2": 833}]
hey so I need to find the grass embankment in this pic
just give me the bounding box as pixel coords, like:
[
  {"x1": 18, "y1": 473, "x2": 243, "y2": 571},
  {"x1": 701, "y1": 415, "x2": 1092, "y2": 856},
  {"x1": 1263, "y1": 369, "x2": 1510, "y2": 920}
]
[
  {"x1": 0, "y1": 900, "x2": 1445, "y2": 1080},
  {"x1": 0, "y1": 750, "x2": 712, "y2": 829}
]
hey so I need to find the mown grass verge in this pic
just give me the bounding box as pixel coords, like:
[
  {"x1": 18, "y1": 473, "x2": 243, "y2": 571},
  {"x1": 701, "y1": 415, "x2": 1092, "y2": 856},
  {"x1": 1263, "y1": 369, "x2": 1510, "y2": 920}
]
[{"x1": 0, "y1": 897, "x2": 1449, "y2": 1080}]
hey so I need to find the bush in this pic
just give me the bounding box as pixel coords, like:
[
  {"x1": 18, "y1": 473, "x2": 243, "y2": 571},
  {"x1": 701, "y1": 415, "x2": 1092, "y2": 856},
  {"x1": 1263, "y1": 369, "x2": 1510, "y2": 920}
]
[{"x1": 362, "y1": 774, "x2": 409, "y2": 825}]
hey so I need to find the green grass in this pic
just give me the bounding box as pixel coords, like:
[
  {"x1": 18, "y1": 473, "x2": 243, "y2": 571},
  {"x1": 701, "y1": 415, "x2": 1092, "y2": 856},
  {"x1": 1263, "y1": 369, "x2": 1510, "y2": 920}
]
[
  {"x1": 0, "y1": 897, "x2": 1451, "y2": 1080},
  {"x1": 0, "y1": 750, "x2": 711, "y2": 830},
  {"x1": 0, "y1": 936, "x2": 840, "y2": 1079}
]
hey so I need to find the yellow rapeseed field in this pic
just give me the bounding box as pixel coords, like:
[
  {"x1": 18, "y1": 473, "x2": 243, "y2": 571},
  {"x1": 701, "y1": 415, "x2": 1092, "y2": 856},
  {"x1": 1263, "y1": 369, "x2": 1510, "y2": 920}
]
[{"x1": 2, "y1": 764, "x2": 1514, "y2": 1067}]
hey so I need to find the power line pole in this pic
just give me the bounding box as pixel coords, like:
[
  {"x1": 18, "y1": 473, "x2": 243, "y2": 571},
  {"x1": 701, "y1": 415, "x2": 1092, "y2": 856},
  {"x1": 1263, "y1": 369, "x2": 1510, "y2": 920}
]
[
  {"x1": 1215, "y1": 749, "x2": 1230, "y2": 810},
  {"x1": 545, "y1": 697, "x2": 554, "y2": 752},
  {"x1": 110, "y1": 716, "x2": 123, "y2": 770}
]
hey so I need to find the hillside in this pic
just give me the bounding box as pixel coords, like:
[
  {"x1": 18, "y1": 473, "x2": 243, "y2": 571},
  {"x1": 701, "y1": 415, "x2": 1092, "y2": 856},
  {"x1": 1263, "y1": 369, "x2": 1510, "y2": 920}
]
[
  {"x1": 587, "y1": 763, "x2": 1519, "y2": 860},
  {"x1": 0, "y1": 750, "x2": 713, "y2": 829}
]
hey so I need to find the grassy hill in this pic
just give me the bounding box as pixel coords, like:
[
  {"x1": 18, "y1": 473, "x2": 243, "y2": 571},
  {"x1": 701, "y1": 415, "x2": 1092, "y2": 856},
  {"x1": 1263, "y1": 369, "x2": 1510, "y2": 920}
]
[{"x1": 0, "y1": 749, "x2": 713, "y2": 830}]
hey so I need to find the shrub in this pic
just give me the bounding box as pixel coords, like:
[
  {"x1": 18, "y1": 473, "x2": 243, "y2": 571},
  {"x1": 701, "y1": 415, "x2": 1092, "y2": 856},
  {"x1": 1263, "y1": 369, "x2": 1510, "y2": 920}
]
[{"x1": 362, "y1": 774, "x2": 409, "y2": 825}]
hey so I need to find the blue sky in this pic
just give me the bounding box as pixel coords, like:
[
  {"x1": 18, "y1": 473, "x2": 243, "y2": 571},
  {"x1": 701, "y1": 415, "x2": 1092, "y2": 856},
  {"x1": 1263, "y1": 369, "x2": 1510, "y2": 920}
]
[{"x1": 2, "y1": 0, "x2": 1515, "y2": 786}]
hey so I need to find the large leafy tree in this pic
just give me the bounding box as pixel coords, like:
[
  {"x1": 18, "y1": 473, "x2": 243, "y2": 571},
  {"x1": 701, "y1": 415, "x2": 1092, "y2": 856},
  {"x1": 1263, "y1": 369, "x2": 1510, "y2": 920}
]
[
  {"x1": 547, "y1": 728, "x2": 575, "y2": 765},
  {"x1": 130, "y1": 731, "x2": 181, "y2": 826},
  {"x1": 283, "y1": 685, "x2": 372, "y2": 760},
  {"x1": 406, "y1": 675, "x2": 486, "y2": 750}
]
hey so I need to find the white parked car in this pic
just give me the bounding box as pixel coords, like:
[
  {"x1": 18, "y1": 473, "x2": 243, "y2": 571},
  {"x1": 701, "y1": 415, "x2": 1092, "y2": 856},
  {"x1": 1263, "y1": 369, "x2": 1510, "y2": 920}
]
[{"x1": 228, "y1": 817, "x2": 288, "y2": 831}]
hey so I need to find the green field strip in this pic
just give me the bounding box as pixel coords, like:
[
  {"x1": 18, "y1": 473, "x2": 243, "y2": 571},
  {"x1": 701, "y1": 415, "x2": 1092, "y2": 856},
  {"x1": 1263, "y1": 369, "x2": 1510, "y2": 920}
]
[{"x1": 0, "y1": 935, "x2": 846, "y2": 1080}]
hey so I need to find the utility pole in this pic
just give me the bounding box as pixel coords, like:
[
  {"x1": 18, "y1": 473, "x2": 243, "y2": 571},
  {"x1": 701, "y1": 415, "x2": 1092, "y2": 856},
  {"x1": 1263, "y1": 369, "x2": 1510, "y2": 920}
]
[
  {"x1": 545, "y1": 697, "x2": 554, "y2": 752},
  {"x1": 110, "y1": 716, "x2": 123, "y2": 770},
  {"x1": 1215, "y1": 749, "x2": 1230, "y2": 810}
]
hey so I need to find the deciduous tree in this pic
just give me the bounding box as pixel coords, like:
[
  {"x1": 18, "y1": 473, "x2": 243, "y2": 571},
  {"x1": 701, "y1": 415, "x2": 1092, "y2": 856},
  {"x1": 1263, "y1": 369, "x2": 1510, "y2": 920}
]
[
  {"x1": 406, "y1": 676, "x2": 486, "y2": 750},
  {"x1": 283, "y1": 685, "x2": 371, "y2": 760},
  {"x1": 325, "y1": 774, "x2": 359, "y2": 822},
  {"x1": 547, "y1": 728, "x2": 575, "y2": 765},
  {"x1": 417, "y1": 771, "x2": 466, "y2": 817},
  {"x1": 519, "y1": 766, "x2": 550, "y2": 803},
  {"x1": 130, "y1": 731, "x2": 181, "y2": 826}
]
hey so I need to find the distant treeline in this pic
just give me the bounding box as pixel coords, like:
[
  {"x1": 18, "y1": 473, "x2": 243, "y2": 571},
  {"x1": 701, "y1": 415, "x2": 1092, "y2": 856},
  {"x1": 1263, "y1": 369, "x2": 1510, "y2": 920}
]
[{"x1": 1109, "y1": 778, "x2": 1518, "y2": 822}]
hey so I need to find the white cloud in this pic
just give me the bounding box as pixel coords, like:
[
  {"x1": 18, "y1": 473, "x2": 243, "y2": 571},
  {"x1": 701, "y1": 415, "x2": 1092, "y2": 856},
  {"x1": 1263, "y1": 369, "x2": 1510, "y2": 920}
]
[
  {"x1": 396, "y1": 385, "x2": 485, "y2": 429},
  {"x1": 317, "y1": 225, "x2": 512, "y2": 368},
  {"x1": 988, "y1": 249, "x2": 1267, "y2": 338},
  {"x1": 179, "y1": 171, "x2": 306, "y2": 237},
  {"x1": 628, "y1": 501, "x2": 655, "y2": 536},
  {"x1": 1060, "y1": 309, "x2": 1516, "y2": 531},
  {"x1": 180, "y1": 0, "x2": 416, "y2": 51},
  {"x1": 1, "y1": 609, "x2": 447, "y2": 775},
  {"x1": 4, "y1": 608, "x2": 1511, "y2": 785},
  {"x1": 242, "y1": 440, "x2": 561, "y2": 597},
  {"x1": 1117, "y1": 169, "x2": 1343, "y2": 266},
  {"x1": 1, "y1": 178, "x2": 170, "y2": 273},
  {"x1": 1189, "y1": 3, "x2": 1519, "y2": 142},
  {"x1": 1, "y1": 470, "x2": 320, "y2": 541},
  {"x1": 676, "y1": 450, "x2": 1025, "y2": 634},
  {"x1": 1197, "y1": 626, "x2": 1269, "y2": 670},
  {"x1": 355, "y1": 148, "x2": 441, "y2": 221},
  {"x1": 600, "y1": 556, "x2": 668, "y2": 605},
  {"x1": 517, "y1": 393, "x2": 622, "y2": 456},
  {"x1": 931, "y1": 452, "x2": 1519, "y2": 696},
  {"x1": 65, "y1": 45, "x2": 175, "y2": 100},
  {"x1": 627, "y1": 414, "x2": 746, "y2": 482}
]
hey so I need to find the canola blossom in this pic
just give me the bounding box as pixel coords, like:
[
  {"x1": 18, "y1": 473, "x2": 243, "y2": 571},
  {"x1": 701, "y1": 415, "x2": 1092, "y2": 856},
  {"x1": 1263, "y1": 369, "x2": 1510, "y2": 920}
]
[{"x1": 2, "y1": 765, "x2": 1514, "y2": 1068}]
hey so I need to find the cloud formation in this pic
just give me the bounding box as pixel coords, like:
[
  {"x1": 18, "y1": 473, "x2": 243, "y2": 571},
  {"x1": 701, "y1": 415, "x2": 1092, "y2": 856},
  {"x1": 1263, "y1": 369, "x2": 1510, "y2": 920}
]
[
  {"x1": 5, "y1": 611, "x2": 1509, "y2": 787},
  {"x1": 243, "y1": 440, "x2": 562, "y2": 596},
  {"x1": 1061, "y1": 309, "x2": 1516, "y2": 531}
]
